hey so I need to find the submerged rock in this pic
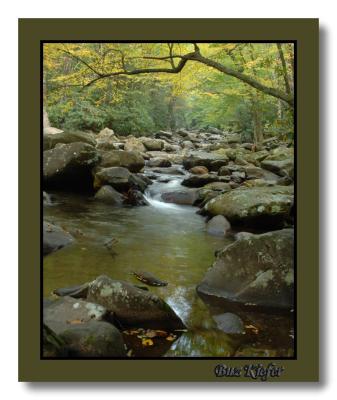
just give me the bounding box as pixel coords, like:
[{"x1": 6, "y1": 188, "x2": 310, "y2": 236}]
[
  {"x1": 203, "y1": 185, "x2": 293, "y2": 227},
  {"x1": 197, "y1": 229, "x2": 294, "y2": 309},
  {"x1": 206, "y1": 215, "x2": 231, "y2": 236},
  {"x1": 87, "y1": 275, "x2": 185, "y2": 330},
  {"x1": 213, "y1": 313, "x2": 245, "y2": 334},
  {"x1": 43, "y1": 221, "x2": 74, "y2": 256}
]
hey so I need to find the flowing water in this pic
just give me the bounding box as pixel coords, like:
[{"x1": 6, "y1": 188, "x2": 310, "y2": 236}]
[{"x1": 43, "y1": 169, "x2": 294, "y2": 357}]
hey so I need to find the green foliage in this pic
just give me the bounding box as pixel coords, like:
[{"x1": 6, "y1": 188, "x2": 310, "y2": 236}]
[{"x1": 44, "y1": 42, "x2": 294, "y2": 141}]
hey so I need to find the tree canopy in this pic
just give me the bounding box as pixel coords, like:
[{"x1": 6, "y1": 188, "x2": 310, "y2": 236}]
[{"x1": 44, "y1": 42, "x2": 294, "y2": 143}]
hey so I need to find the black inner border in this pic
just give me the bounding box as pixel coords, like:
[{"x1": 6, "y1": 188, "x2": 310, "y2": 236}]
[{"x1": 40, "y1": 39, "x2": 297, "y2": 361}]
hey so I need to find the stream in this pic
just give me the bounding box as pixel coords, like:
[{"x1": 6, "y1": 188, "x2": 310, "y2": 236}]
[{"x1": 43, "y1": 167, "x2": 294, "y2": 357}]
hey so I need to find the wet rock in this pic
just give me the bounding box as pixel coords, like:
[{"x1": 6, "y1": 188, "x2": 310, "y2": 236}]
[
  {"x1": 99, "y1": 150, "x2": 145, "y2": 173},
  {"x1": 203, "y1": 185, "x2": 293, "y2": 227},
  {"x1": 43, "y1": 131, "x2": 96, "y2": 150},
  {"x1": 213, "y1": 313, "x2": 244, "y2": 334},
  {"x1": 147, "y1": 158, "x2": 172, "y2": 168},
  {"x1": 87, "y1": 275, "x2": 185, "y2": 330},
  {"x1": 202, "y1": 182, "x2": 232, "y2": 192},
  {"x1": 182, "y1": 174, "x2": 230, "y2": 188},
  {"x1": 154, "y1": 130, "x2": 173, "y2": 140},
  {"x1": 206, "y1": 215, "x2": 231, "y2": 236},
  {"x1": 141, "y1": 137, "x2": 164, "y2": 151},
  {"x1": 124, "y1": 137, "x2": 146, "y2": 153},
  {"x1": 189, "y1": 166, "x2": 209, "y2": 175},
  {"x1": 125, "y1": 189, "x2": 149, "y2": 206},
  {"x1": 43, "y1": 221, "x2": 74, "y2": 256},
  {"x1": 94, "y1": 185, "x2": 124, "y2": 205},
  {"x1": 197, "y1": 229, "x2": 294, "y2": 309},
  {"x1": 161, "y1": 189, "x2": 198, "y2": 205},
  {"x1": 43, "y1": 142, "x2": 100, "y2": 190},
  {"x1": 218, "y1": 166, "x2": 231, "y2": 176}
]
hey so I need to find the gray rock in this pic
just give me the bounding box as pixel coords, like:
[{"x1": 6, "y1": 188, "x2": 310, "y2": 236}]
[
  {"x1": 43, "y1": 131, "x2": 96, "y2": 150},
  {"x1": 182, "y1": 151, "x2": 229, "y2": 171},
  {"x1": 87, "y1": 275, "x2": 185, "y2": 330},
  {"x1": 124, "y1": 137, "x2": 146, "y2": 153},
  {"x1": 141, "y1": 137, "x2": 164, "y2": 151},
  {"x1": 161, "y1": 189, "x2": 198, "y2": 205},
  {"x1": 94, "y1": 185, "x2": 124, "y2": 205},
  {"x1": 43, "y1": 142, "x2": 100, "y2": 190},
  {"x1": 94, "y1": 167, "x2": 131, "y2": 191},
  {"x1": 197, "y1": 229, "x2": 294, "y2": 309},
  {"x1": 206, "y1": 215, "x2": 231, "y2": 236},
  {"x1": 182, "y1": 174, "x2": 230, "y2": 188},
  {"x1": 147, "y1": 158, "x2": 172, "y2": 168},
  {"x1": 99, "y1": 150, "x2": 144, "y2": 173},
  {"x1": 203, "y1": 185, "x2": 294, "y2": 227},
  {"x1": 43, "y1": 221, "x2": 74, "y2": 256}
]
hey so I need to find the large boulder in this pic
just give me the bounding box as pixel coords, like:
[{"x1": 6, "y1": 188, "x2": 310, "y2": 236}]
[
  {"x1": 183, "y1": 152, "x2": 229, "y2": 171},
  {"x1": 189, "y1": 166, "x2": 209, "y2": 175},
  {"x1": 203, "y1": 185, "x2": 294, "y2": 227},
  {"x1": 43, "y1": 142, "x2": 100, "y2": 190},
  {"x1": 87, "y1": 275, "x2": 185, "y2": 330},
  {"x1": 197, "y1": 229, "x2": 294, "y2": 309},
  {"x1": 43, "y1": 323, "x2": 68, "y2": 357},
  {"x1": 43, "y1": 131, "x2": 96, "y2": 150},
  {"x1": 141, "y1": 137, "x2": 164, "y2": 151},
  {"x1": 99, "y1": 150, "x2": 144, "y2": 173},
  {"x1": 43, "y1": 221, "x2": 74, "y2": 256},
  {"x1": 243, "y1": 166, "x2": 280, "y2": 181},
  {"x1": 94, "y1": 185, "x2": 125, "y2": 205},
  {"x1": 124, "y1": 137, "x2": 146, "y2": 153},
  {"x1": 43, "y1": 296, "x2": 126, "y2": 357}
]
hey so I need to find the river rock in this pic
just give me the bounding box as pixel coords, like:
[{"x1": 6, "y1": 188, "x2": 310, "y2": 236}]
[
  {"x1": 244, "y1": 166, "x2": 280, "y2": 181},
  {"x1": 147, "y1": 166, "x2": 185, "y2": 175},
  {"x1": 206, "y1": 215, "x2": 231, "y2": 236},
  {"x1": 43, "y1": 191, "x2": 52, "y2": 206},
  {"x1": 197, "y1": 228, "x2": 294, "y2": 309},
  {"x1": 147, "y1": 158, "x2": 172, "y2": 168},
  {"x1": 43, "y1": 221, "x2": 74, "y2": 256},
  {"x1": 154, "y1": 130, "x2": 173, "y2": 140},
  {"x1": 189, "y1": 166, "x2": 209, "y2": 175},
  {"x1": 94, "y1": 167, "x2": 131, "y2": 191},
  {"x1": 96, "y1": 128, "x2": 120, "y2": 150},
  {"x1": 203, "y1": 185, "x2": 294, "y2": 227},
  {"x1": 261, "y1": 159, "x2": 294, "y2": 178},
  {"x1": 124, "y1": 137, "x2": 146, "y2": 153},
  {"x1": 125, "y1": 189, "x2": 149, "y2": 206},
  {"x1": 94, "y1": 185, "x2": 125, "y2": 205},
  {"x1": 213, "y1": 313, "x2": 244, "y2": 334},
  {"x1": 43, "y1": 131, "x2": 96, "y2": 150},
  {"x1": 182, "y1": 174, "x2": 230, "y2": 188},
  {"x1": 43, "y1": 296, "x2": 126, "y2": 357},
  {"x1": 43, "y1": 142, "x2": 100, "y2": 190},
  {"x1": 161, "y1": 189, "x2": 198, "y2": 205},
  {"x1": 87, "y1": 275, "x2": 185, "y2": 330},
  {"x1": 183, "y1": 151, "x2": 229, "y2": 171},
  {"x1": 141, "y1": 137, "x2": 164, "y2": 151},
  {"x1": 99, "y1": 150, "x2": 144, "y2": 173}
]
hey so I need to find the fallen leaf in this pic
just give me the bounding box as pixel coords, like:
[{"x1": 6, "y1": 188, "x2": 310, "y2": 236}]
[
  {"x1": 166, "y1": 335, "x2": 177, "y2": 341},
  {"x1": 67, "y1": 319, "x2": 83, "y2": 325},
  {"x1": 142, "y1": 338, "x2": 154, "y2": 347}
]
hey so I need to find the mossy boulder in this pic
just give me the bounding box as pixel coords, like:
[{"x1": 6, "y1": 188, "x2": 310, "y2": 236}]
[
  {"x1": 99, "y1": 150, "x2": 145, "y2": 173},
  {"x1": 43, "y1": 131, "x2": 96, "y2": 150}
]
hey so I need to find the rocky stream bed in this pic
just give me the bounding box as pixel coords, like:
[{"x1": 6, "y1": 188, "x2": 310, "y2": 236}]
[{"x1": 43, "y1": 127, "x2": 295, "y2": 358}]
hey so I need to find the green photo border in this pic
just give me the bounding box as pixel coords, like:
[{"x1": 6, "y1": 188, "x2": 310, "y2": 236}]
[{"x1": 19, "y1": 18, "x2": 319, "y2": 382}]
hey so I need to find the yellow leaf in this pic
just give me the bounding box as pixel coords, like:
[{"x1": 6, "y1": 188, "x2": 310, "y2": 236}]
[{"x1": 142, "y1": 338, "x2": 154, "y2": 347}]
